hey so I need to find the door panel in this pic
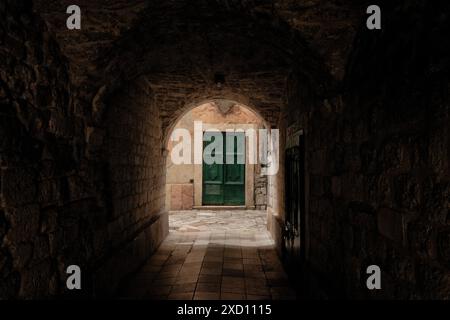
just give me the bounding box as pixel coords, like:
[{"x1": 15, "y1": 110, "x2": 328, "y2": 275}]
[
  {"x1": 224, "y1": 132, "x2": 245, "y2": 205},
  {"x1": 202, "y1": 132, "x2": 224, "y2": 204},
  {"x1": 202, "y1": 132, "x2": 245, "y2": 205}
]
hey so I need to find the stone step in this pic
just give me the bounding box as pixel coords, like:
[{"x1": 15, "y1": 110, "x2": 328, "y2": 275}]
[{"x1": 192, "y1": 206, "x2": 250, "y2": 210}]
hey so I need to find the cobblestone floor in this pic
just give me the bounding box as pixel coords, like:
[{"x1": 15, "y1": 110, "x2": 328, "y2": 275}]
[{"x1": 119, "y1": 210, "x2": 297, "y2": 300}]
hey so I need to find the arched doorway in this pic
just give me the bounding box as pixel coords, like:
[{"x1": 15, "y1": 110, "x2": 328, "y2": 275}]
[{"x1": 165, "y1": 100, "x2": 269, "y2": 211}]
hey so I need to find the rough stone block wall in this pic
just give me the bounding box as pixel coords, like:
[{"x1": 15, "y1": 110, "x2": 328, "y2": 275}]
[
  {"x1": 106, "y1": 78, "x2": 165, "y2": 231},
  {"x1": 285, "y1": 2, "x2": 450, "y2": 299},
  {"x1": 97, "y1": 77, "x2": 168, "y2": 295},
  {"x1": 147, "y1": 73, "x2": 285, "y2": 136},
  {"x1": 0, "y1": 1, "x2": 88, "y2": 298},
  {"x1": 254, "y1": 173, "x2": 267, "y2": 210},
  {"x1": 0, "y1": 2, "x2": 168, "y2": 298}
]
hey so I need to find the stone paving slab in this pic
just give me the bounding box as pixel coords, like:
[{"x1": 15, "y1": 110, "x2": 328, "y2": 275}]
[{"x1": 119, "y1": 210, "x2": 297, "y2": 300}]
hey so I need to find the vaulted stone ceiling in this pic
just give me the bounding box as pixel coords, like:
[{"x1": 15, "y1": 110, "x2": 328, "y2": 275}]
[{"x1": 33, "y1": 0, "x2": 366, "y2": 113}]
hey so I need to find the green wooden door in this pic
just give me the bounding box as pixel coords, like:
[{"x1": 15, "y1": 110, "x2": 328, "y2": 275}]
[{"x1": 202, "y1": 132, "x2": 245, "y2": 205}]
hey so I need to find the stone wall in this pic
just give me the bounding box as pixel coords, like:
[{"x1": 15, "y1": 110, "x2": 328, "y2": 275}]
[
  {"x1": 149, "y1": 73, "x2": 284, "y2": 139},
  {"x1": 94, "y1": 76, "x2": 168, "y2": 295},
  {"x1": 0, "y1": 1, "x2": 85, "y2": 298},
  {"x1": 254, "y1": 173, "x2": 267, "y2": 210},
  {"x1": 106, "y1": 77, "x2": 165, "y2": 237},
  {"x1": 0, "y1": 1, "x2": 168, "y2": 298},
  {"x1": 284, "y1": 1, "x2": 450, "y2": 299}
]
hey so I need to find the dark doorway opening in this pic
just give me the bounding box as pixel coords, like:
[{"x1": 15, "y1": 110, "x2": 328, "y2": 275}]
[{"x1": 283, "y1": 132, "x2": 306, "y2": 281}]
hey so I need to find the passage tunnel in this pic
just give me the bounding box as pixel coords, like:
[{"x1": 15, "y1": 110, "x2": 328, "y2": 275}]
[{"x1": 0, "y1": 0, "x2": 449, "y2": 301}]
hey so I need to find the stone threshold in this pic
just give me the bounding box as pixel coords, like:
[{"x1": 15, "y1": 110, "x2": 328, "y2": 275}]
[{"x1": 192, "y1": 205, "x2": 255, "y2": 210}]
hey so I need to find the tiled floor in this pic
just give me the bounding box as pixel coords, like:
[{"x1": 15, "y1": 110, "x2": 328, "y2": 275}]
[{"x1": 119, "y1": 210, "x2": 297, "y2": 300}]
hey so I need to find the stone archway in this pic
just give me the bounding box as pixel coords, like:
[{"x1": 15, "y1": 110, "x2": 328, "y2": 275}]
[
  {"x1": 162, "y1": 97, "x2": 272, "y2": 149},
  {"x1": 164, "y1": 100, "x2": 270, "y2": 211}
]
